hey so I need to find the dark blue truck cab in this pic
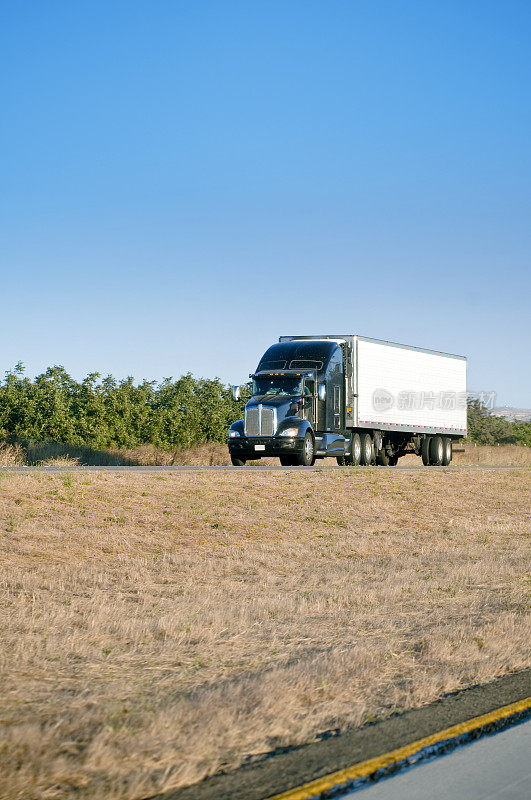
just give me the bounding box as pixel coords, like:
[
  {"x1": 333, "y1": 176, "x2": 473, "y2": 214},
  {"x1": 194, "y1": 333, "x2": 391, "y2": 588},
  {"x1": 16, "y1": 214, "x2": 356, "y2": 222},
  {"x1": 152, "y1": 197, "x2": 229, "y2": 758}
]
[{"x1": 228, "y1": 338, "x2": 346, "y2": 466}]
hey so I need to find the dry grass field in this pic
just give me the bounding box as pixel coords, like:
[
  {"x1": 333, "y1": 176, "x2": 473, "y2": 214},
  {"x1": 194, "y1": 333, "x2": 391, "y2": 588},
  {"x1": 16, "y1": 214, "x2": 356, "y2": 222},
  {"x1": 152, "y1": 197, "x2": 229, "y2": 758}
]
[
  {"x1": 451, "y1": 442, "x2": 531, "y2": 466},
  {"x1": 0, "y1": 441, "x2": 250, "y2": 467},
  {"x1": 0, "y1": 467, "x2": 530, "y2": 800},
  {"x1": 1, "y1": 439, "x2": 530, "y2": 467}
]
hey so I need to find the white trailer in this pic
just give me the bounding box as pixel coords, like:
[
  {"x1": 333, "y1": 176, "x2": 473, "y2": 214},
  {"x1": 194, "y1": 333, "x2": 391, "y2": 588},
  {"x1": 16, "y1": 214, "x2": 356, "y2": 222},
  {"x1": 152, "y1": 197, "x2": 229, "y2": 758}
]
[{"x1": 353, "y1": 336, "x2": 467, "y2": 436}]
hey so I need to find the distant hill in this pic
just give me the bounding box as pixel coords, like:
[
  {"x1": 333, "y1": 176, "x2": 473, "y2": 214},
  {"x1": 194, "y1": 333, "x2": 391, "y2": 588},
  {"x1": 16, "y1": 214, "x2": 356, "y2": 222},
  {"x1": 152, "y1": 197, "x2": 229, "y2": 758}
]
[{"x1": 490, "y1": 407, "x2": 531, "y2": 423}]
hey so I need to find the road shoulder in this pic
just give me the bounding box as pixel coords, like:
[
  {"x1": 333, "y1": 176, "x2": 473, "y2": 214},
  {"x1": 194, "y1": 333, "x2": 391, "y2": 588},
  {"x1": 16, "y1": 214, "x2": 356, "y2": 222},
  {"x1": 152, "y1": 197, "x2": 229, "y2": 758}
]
[{"x1": 147, "y1": 669, "x2": 531, "y2": 800}]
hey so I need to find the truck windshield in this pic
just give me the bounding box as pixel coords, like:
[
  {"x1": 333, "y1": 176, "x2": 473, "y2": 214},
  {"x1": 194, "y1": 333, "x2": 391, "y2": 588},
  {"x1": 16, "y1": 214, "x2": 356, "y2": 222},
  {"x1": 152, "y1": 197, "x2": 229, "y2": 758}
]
[{"x1": 252, "y1": 377, "x2": 303, "y2": 397}]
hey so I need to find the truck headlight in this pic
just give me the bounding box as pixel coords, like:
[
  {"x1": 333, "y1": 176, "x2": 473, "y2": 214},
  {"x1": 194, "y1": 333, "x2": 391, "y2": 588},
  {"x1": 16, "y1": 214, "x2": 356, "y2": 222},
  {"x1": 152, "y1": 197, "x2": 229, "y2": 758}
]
[
  {"x1": 229, "y1": 430, "x2": 240, "y2": 438},
  {"x1": 280, "y1": 427, "x2": 299, "y2": 437}
]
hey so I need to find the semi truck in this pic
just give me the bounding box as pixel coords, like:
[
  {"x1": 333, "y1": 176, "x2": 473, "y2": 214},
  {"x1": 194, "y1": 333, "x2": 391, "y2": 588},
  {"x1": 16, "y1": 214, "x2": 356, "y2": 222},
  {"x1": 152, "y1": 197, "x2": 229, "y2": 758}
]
[{"x1": 228, "y1": 335, "x2": 467, "y2": 466}]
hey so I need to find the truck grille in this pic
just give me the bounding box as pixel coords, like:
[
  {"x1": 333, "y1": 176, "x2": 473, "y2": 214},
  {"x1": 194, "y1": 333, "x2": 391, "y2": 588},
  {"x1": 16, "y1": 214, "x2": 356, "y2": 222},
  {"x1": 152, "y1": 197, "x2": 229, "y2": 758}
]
[
  {"x1": 245, "y1": 405, "x2": 277, "y2": 436},
  {"x1": 261, "y1": 407, "x2": 276, "y2": 436},
  {"x1": 245, "y1": 407, "x2": 260, "y2": 436}
]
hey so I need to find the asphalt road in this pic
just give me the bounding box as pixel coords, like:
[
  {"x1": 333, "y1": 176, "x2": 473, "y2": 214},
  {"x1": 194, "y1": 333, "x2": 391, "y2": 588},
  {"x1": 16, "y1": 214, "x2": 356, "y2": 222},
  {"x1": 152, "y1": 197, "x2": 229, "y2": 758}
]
[
  {"x1": 0, "y1": 465, "x2": 527, "y2": 472},
  {"x1": 351, "y1": 718, "x2": 531, "y2": 800}
]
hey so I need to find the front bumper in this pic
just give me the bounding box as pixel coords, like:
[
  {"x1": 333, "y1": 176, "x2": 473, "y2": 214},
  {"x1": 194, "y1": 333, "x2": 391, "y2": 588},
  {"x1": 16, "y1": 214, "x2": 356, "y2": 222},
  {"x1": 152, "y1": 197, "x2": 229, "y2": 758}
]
[{"x1": 228, "y1": 436, "x2": 304, "y2": 458}]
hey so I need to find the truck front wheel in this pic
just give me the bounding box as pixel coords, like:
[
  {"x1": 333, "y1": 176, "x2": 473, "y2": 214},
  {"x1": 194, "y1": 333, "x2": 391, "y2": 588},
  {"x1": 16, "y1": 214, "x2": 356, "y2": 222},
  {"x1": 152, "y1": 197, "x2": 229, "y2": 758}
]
[
  {"x1": 279, "y1": 455, "x2": 297, "y2": 466},
  {"x1": 231, "y1": 456, "x2": 246, "y2": 466},
  {"x1": 296, "y1": 432, "x2": 315, "y2": 466}
]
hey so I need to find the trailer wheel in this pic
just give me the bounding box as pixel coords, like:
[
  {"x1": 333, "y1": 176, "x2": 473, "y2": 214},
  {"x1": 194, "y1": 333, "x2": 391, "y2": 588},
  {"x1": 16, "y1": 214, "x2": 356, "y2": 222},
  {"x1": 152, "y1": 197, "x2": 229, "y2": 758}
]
[
  {"x1": 376, "y1": 448, "x2": 390, "y2": 466},
  {"x1": 421, "y1": 436, "x2": 431, "y2": 466},
  {"x1": 441, "y1": 437, "x2": 452, "y2": 466},
  {"x1": 360, "y1": 433, "x2": 374, "y2": 465},
  {"x1": 430, "y1": 435, "x2": 444, "y2": 466},
  {"x1": 296, "y1": 432, "x2": 315, "y2": 466},
  {"x1": 231, "y1": 456, "x2": 246, "y2": 466}
]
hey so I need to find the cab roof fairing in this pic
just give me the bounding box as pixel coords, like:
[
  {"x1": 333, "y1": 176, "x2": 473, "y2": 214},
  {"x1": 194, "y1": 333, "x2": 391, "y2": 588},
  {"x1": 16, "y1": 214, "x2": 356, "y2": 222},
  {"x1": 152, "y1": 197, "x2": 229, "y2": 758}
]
[
  {"x1": 278, "y1": 337, "x2": 347, "y2": 345},
  {"x1": 256, "y1": 340, "x2": 341, "y2": 377},
  {"x1": 250, "y1": 369, "x2": 316, "y2": 379}
]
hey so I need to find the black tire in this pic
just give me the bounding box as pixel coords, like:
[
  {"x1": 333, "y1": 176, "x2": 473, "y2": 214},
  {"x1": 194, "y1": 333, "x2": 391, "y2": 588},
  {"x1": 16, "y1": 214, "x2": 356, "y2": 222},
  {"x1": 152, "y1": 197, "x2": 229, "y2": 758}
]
[
  {"x1": 350, "y1": 433, "x2": 361, "y2": 466},
  {"x1": 421, "y1": 436, "x2": 431, "y2": 466},
  {"x1": 360, "y1": 433, "x2": 374, "y2": 466},
  {"x1": 340, "y1": 432, "x2": 361, "y2": 466},
  {"x1": 280, "y1": 455, "x2": 297, "y2": 466},
  {"x1": 376, "y1": 446, "x2": 390, "y2": 466},
  {"x1": 388, "y1": 455, "x2": 399, "y2": 466},
  {"x1": 296, "y1": 432, "x2": 315, "y2": 466},
  {"x1": 430, "y1": 435, "x2": 444, "y2": 466},
  {"x1": 441, "y1": 437, "x2": 452, "y2": 466},
  {"x1": 231, "y1": 456, "x2": 246, "y2": 466}
]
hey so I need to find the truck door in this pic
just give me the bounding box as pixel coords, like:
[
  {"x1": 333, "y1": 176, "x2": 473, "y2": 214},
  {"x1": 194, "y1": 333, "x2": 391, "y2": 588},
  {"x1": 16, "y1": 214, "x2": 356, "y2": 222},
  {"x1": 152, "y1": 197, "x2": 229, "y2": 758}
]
[
  {"x1": 333, "y1": 385, "x2": 341, "y2": 429},
  {"x1": 325, "y1": 346, "x2": 344, "y2": 431},
  {"x1": 302, "y1": 378, "x2": 315, "y2": 427}
]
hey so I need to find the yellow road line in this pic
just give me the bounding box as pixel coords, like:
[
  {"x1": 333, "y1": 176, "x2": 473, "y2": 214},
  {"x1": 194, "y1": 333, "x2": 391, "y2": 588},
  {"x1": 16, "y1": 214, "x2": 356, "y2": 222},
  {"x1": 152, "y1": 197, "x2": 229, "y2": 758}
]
[{"x1": 265, "y1": 696, "x2": 531, "y2": 800}]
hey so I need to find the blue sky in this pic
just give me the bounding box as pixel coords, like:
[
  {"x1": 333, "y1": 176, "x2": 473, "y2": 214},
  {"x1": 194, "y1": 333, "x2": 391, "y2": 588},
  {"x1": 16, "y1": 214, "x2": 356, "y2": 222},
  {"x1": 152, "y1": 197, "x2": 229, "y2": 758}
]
[{"x1": 1, "y1": 1, "x2": 530, "y2": 405}]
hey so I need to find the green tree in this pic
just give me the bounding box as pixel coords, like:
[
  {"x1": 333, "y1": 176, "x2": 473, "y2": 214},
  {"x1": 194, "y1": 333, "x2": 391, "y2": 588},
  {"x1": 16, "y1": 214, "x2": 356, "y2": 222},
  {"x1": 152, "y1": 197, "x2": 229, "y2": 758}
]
[
  {"x1": 0, "y1": 365, "x2": 265, "y2": 453},
  {"x1": 467, "y1": 399, "x2": 520, "y2": 445}
]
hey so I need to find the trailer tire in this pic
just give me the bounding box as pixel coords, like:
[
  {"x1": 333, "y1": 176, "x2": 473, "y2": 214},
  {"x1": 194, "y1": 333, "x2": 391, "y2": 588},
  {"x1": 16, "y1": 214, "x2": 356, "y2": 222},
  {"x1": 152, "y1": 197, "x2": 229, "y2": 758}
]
[
  {"x1": 376, "y1": 448, "x2": 390, "y2": 466},
  {"x1": 296, "y1": 432, "x2": 315, "y2": 466},
  {"x1": 421, "y1": 436, "x2": 431, "y2": 466},
  {"x1": 360, "y1": 433, "x2": 374, "y2": 466},
  {"x1": 430, "y1": 435, "x2": 444, "y2": 466},
  {"x1": 231, "y1": 457, "x2": 246, "y2": 466},
  {"x1": 441, "y1": 437, "x2": 452, "y2": 466}
]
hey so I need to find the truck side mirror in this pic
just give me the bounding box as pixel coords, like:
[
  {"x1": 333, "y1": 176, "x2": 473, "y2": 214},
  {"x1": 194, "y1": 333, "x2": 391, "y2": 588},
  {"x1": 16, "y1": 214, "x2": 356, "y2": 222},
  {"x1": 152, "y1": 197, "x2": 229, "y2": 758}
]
[
  {"x1": 318, "y1": 384, "x2": 326, "y2": 402},
  {"x1": 232, "y1": 385, "x2": 241, "y2": 401}
]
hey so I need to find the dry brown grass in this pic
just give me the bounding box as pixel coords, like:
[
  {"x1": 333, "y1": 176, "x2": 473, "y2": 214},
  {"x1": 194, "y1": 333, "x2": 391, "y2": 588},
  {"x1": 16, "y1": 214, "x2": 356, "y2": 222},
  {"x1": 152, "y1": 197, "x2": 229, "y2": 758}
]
[
  {"x1": 1, "y1": 439, "x2": 530, "y2": 467},
  {"x1": 0, "y1": 441, "x2": 274, "y2": 467},
  {"x1": 0, "y1": 467, "x2": 529, "y2": 799},
  {"x1": 452, "y1": 442, "x2": 531, "y2": 466}
]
